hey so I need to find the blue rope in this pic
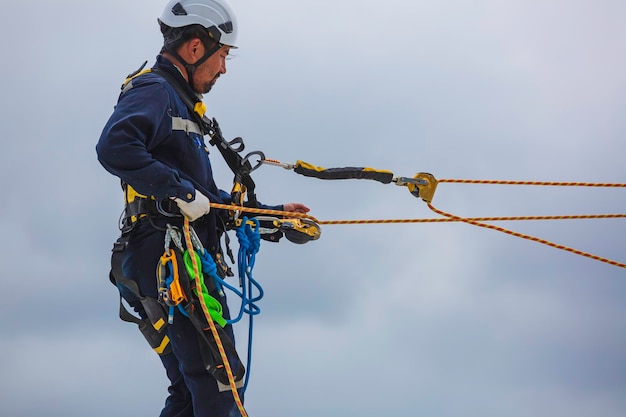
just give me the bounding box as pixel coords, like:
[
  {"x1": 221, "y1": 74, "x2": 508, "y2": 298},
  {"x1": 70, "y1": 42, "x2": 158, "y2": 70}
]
[{"x1": 197, "y1": 216, "x2": 263, "y2": 392}]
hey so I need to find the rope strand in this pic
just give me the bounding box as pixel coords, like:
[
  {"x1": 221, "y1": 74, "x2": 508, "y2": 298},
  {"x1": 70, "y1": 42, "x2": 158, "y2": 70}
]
[
  {"x1": 438, "y1": 179, "x2": 626, "y2": 187},
  {"x1": 426, "y1": 203, "x2": 625, "y2": 269},
  {"x1": 209, "y1": 174, "x2": 625, "y2": 269},
  {"x1": 318, "y1": 214, "x2": 626, "y2": 225}
]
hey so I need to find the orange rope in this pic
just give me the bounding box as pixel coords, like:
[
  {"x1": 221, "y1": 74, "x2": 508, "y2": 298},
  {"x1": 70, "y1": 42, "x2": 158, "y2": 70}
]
[
  {"x1": 426, "y1": 178, "x2": 625, "y2": 268},
  {"x1": 210, "y1": 192, "x2": 625, "y2": 269},
  {"x1": 210, "y1": 202, "x2": 321, "y2": 223},
  {"x1": 426, "y1": 203, "x2": 625, "y2": 269},
  {"x1": 318, "y1": 214, "x2": 626, "y2": 225},
  {"x1": 439, "y1": 179, "x2": 626, "y2": 187},
  {"x1": 183, "y1": 217, "x2": 248, "y2": 417},
  {"x1": 210, "y1": 202, "x2": 625, "y2": 225}
]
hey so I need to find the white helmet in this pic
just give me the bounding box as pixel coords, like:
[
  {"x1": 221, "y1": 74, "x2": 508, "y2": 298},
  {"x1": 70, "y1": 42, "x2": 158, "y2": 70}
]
[{"x1": 158, "y1": 0, "x2": 238, "y2": 48}]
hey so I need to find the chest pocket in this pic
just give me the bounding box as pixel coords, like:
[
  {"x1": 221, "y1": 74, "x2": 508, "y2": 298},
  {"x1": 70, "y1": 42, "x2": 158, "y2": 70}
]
[{"x1": 172, "y1": 116, "x2": 207, "y2": 150}]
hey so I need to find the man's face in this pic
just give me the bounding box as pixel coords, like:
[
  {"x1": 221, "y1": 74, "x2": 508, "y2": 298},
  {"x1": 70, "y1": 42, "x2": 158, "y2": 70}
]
[{"x1": 193, "y1": 44, "x2": 230, "y2": 94}]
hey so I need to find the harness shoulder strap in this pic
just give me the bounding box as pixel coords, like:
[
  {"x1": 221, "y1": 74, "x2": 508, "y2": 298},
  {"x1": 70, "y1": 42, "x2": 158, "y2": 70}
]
[{"x1": 151, "y1": 67, "x2": 259, "y2": 207}]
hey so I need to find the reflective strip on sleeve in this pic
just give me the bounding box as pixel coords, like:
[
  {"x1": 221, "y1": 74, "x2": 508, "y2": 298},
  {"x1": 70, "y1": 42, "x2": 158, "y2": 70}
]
[{"x1": 172, "y1": 117, "x2": 203, "y2": 136}]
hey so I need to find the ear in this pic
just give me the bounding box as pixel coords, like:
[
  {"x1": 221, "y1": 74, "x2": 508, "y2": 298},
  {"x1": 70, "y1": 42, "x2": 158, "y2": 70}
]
[{"x1": 185, "y1": 38, "x2": 204, "y2": 62}]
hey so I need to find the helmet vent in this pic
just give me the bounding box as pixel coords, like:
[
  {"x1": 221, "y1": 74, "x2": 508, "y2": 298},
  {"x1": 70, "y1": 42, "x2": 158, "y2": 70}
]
[
  {"x1": 171, "y1": 2, "x2": 188, "y2": 16},
  {"x1": 218, "y1": 21, "x2": 233, "y2": 34}
]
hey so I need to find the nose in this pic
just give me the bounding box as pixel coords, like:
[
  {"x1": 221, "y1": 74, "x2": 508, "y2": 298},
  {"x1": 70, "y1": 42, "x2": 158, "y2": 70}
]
[{"x1": 220, "y1": 56, "x2": 227, "y2": 74}]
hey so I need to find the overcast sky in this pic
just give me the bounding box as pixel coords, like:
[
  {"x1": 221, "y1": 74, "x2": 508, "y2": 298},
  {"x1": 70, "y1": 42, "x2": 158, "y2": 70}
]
[{"x1": 1, "y1": 1, "x2": 625, "y2": 416}]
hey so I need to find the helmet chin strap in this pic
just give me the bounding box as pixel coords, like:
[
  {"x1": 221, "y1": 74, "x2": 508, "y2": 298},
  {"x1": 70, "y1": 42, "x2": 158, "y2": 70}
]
[{"x1": 166, "y1": 41, "x2": 222, "y2": 91}]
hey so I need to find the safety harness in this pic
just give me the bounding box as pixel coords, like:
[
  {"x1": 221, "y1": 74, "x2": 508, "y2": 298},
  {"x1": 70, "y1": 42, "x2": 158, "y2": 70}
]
[
  {"x1": 120, "y1": 62, "x2": 263, "y2": 215},
  {"x1": 119, "y1": 61, "x2": 321, "y2": 242},
  {"x1": 107, "y1": 62, "x2": 253, "y2": 389},
  {"x1": 107, "y1": 60, "x2": 319, "y2": 398}
]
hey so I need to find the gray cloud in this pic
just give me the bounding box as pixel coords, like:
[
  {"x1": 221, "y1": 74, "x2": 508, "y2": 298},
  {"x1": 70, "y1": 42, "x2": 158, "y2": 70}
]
[{"x1": 1, "y1": 1, "x2": 624, "y2": 416}]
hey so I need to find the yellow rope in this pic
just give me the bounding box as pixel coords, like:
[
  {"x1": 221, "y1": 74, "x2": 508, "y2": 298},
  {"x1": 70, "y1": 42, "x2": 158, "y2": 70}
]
[{"x1": 183, "y1": 217, "x2": 248, "y2": 417}]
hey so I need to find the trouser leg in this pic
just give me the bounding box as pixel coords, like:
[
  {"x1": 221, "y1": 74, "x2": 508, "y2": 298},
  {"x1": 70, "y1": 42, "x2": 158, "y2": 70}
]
[
  {"x1": 120, "y1": 224, "x2": 243, "y2": 417},
  {"x1": 167, "y1": 308, "x2": 243, "y2": 417},
  {"x1": 159, "y1": 352, "x2": 194, "y2": 417}
]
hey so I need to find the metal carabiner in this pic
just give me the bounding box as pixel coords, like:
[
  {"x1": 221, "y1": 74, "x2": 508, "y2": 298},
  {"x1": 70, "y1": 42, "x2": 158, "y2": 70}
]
[
  {"x1": 165, "y1": 224, "x2": 185, "y2": 252},
  {"x1": 188, "y1": 225, "x2": 206, "y2": 255},
  {"x1": 241, "y1": 150, "x2": 266, "y2": 173}
]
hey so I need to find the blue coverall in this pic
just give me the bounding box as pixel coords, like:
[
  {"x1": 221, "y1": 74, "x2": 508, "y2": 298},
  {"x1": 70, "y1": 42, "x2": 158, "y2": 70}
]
[{"x1": 97, "y1": 55, "x2": 278, "y2": 417}]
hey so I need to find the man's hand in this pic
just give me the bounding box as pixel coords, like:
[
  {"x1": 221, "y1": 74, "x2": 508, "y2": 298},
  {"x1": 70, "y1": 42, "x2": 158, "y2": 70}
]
[
  {"x1": 283, "y1": 202, "x2": 310, "y2": 214},
  {"x1": 173, "y1": 190, "x2": 211, "y2": 221}
]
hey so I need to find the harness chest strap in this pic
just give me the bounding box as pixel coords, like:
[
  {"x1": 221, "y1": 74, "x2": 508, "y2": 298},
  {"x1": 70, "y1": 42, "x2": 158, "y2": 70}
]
[
  {"x1": 120, "y1": 65, "x2": 259, "y2": 230},
  {"x1": 149, "y1": 66, "x2": 259, "y2": 208}
]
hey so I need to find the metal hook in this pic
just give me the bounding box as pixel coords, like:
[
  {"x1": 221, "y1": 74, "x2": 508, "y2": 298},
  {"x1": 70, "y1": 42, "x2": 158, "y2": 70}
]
[
  {"x1": 241, "y1": 150, "x2": 266, "y2": 173},
  {"x1": 188, "y1": 225, "x2": 206, "y2": 255},
  {"x1": 165, "y1": 224, "x2": 185, "y2": 251}
]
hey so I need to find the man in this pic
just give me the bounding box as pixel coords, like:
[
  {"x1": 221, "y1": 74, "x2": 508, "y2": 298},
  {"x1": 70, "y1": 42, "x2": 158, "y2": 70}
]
[{"x1": 96, "y1": 1, "x2": 309, "y2": 416}]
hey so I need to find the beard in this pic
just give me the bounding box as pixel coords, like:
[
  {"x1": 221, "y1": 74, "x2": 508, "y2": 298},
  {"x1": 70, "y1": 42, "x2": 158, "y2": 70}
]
[{"x1": 200, "y1": 75, "x2": 220, "y2": 94}]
